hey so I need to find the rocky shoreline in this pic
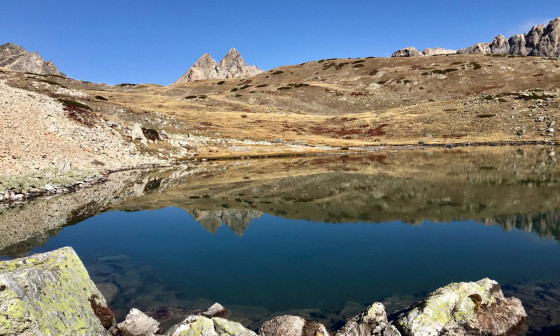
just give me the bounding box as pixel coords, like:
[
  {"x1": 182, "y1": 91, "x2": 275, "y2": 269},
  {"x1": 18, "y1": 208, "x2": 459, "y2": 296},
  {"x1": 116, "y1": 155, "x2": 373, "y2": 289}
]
[{"x1": 0, "y1": 247, "x2": 530, "y2": 336}]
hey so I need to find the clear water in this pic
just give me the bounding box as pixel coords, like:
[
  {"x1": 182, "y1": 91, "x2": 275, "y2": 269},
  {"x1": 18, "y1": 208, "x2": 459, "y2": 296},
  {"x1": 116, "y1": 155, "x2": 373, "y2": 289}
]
[{"x1": 1, "y1": 148, "x2": 559, "y2": 334}]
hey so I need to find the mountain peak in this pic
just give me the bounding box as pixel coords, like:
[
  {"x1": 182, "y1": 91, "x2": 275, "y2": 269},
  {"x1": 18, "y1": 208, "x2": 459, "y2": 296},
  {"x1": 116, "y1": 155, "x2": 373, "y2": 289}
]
[
  {"x1": 0, "y1": 42, "x2": 65, "y2": 76},
  {"x1": 174, "y1": 48, "x2": 262, "y2": 84}
]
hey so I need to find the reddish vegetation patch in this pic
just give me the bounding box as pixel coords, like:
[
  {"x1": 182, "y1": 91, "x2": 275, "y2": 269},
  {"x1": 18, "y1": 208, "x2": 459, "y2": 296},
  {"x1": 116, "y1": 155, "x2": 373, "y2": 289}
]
[
  {"x1": 88, "y1": 294, "x2": 114, "y2": 328},
  {"x1": 238, "y1": 79, "x2": 253, "y2": 86},
  {"x1": 350, "y1": 92, "x2": 367, "y2": 96},
  {"x1": 365, "y1": 124, "x2": 388, "y2": 136},
  {"x1": 63, "y1": 105, "x2": 97, "y2": 127}
]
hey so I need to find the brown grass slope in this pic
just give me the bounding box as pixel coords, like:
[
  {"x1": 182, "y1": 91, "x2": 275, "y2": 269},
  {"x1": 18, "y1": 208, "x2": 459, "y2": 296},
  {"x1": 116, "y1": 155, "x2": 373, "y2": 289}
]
[{"x1": 2, "y1": 53, "x2": 559, "y2": 164}]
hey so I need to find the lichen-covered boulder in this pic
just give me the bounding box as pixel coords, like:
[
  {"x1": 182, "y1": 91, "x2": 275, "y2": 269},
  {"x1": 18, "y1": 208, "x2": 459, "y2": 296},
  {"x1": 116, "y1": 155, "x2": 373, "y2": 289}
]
[
  {"x1": 258, "y1": 315, "x2": 329, "y2": 336},
  {"x1": 165, "y1": 315, "x2": 256, "y2": 336},
  {"x1": 395, "y1": 278, "x2": 526, "y2": 336},
  {"x1": 0, "y1": 246, "x2": 116, "y2": 335},
  {"x1": 118, "y1": 308, "x2": 160, "y2": 336},
  {"x1": 336, "y1": 302, "x2": 400, "y2": 336}
]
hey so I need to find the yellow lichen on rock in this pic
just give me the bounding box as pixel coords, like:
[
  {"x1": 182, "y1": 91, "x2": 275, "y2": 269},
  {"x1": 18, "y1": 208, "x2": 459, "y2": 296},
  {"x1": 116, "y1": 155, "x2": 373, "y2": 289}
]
[{"x1": 0, "y1": 247, "x2": 114, "y2": 336}]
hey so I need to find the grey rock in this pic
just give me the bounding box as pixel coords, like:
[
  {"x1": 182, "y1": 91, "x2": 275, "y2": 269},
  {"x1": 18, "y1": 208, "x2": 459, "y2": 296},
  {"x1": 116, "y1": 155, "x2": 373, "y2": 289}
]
[
  {"x1": 490, "y1": 35, "x2": 510, "y2": 54},
  {"x1": 165, "y1": 315, "x2": 256, "y2": 336},
  {"x1": 457, "y1": 43, "x2": 492, "y2": 54},
  {"x1": 0, "y1": 43, "x2": 65, "y2": 76},
  {"x1": 391, "y1": 47, "x2": 424, "y2": 57},
  {"x1": 422, "y1": 47, "x2": 456, "y2": 56},
  {"x1": 335, "y1": 302, "x2": 400, "y2": 336},
  {"x1": 508, "y1": 34, "x2": 528, "y2": 56},
  {"x1": 0, "y1": 247, "x2": 115, "y2": 335},
  {"x1": 530, "y1": 18, "x2": 560, "y2": 57},
  {"x1": 174, "y1": 48, "x2": 263, "y2": 84},
  {"x1": 118, "y1": 308, "x2": 160, "y2": 336},
  {"x1": 258, "y1": 315, "x2": 329, "y2": 336},
  {"x1": 395, "y1": 278, "x2": 526, "y2": 336},
  {"x1": 201, "y1": 302, "x2": 231, "y2": 319}
]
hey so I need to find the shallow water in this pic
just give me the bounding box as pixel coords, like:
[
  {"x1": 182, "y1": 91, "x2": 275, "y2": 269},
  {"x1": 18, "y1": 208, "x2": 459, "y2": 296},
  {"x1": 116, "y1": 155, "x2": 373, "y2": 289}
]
[{"x1": 1, "y1": 147, "x2": 559, "y2": 334}]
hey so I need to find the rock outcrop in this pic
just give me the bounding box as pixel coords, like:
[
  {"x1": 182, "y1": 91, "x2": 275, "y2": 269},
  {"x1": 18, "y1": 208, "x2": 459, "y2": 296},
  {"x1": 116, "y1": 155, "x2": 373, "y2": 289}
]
[
  {"x1": 394, "y1": 17, "x2": 560, "y2": 58},
  {"x1": 118, "y1": 308, "x2": 160, "y2": 336},
  {"x1": 173, "y1": 48, "x2": 263, "y2": 84},
  {"x1": 391, "y1": 47, "x2": 424, "y2": 57},
  {"x1": 392, "y1": 47, "x2": 456, "y2": 57},
  {"x1": 164, "y1": 315, "x2": 256, "y2": 336},
  {"x1": 335, "y1": 303, "x2": 400, "y2": 336},
  {"x1": 0, "y1": 43, "x2": 65, "y2": 76},
  {"x1": 258, "y1": 315, "x2": 329, "y2": 336},
  {"x1": 0, "y1": 247, "x2": 116, "y2": 335},
  {"x1": 395, "y1": 278, "x2": 527, "y2": 336}
]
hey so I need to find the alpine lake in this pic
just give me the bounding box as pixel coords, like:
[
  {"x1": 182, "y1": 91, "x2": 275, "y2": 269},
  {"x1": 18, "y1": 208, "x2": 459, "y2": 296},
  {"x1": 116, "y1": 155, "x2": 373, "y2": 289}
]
[{"x1": 1, "y1": 146, "x2": 559, "y2": 335}]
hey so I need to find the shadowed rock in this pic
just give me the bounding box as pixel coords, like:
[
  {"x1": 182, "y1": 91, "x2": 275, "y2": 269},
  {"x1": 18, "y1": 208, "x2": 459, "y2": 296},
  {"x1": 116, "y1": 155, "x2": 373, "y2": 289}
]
[{"x1": 259, "y1": 315, "x2": 329, "y2": 336}]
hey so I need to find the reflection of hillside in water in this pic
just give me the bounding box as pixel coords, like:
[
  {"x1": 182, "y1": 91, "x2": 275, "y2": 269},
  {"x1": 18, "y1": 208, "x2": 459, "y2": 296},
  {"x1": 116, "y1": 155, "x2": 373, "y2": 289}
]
[{"x1": 0, "y1": 146, "x2": 558, "y2": 256}]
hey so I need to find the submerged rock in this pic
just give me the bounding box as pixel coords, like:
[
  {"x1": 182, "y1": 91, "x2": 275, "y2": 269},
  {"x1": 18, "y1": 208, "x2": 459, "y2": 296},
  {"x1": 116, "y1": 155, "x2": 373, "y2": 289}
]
[
  {"x1": 118, "y1": 308, "x2": 161, "y2": 336},
  {"x1": 165, "y1": 315, "x2": 256, "y2": 336},
  {"x1": 0, "y1": 246, "x2": 116, "y2": 335},
  {"x1": 335, "y1": 302, "x2": 400, "y2": 336},
  {"x1": 258, "y1": 315, "x2": 329, "y2": 336},
  {"x1": 395, "y1": 278, "x2": 527, "y2": 336}
]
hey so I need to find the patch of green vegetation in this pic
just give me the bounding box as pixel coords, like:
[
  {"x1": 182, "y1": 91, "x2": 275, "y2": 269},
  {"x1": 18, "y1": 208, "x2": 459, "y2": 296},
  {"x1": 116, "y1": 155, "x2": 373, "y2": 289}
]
[
  {"x1": 116, "y1": 83, "x2": 136, "y2": 87},
  {"x1": 256, "y1": 84, "x2": 268, "y2": 88},
  {"x1": 221, "y1": 203, "x2": 229, "y2": 208},
  {"x1": 237, "y1": 85, "x2": 251, "y2": 91},
  {"x1": 422, "y1": 68, "x2": 458, "y2": 76},
  {"x1": 450, "y1": 61, "x2": 463, "y2": 65},
  {"x1": 317, "y1": 59, "x2": 325, "y2": 63},
  {"x1": 352, "y1": 59, "x2": 365, "y2": 64},
  {"x1": 278, "y1": 86, "x2": 292, "y2": 90},
  {"x1": 353, "y1": 64, "x2": 365, "y2": 68},
  {"x1": 94, "y1": 95, "x2": 108, "y2": 101},
  {"x1": 470, "y1": 62, "x2": 482, "y2": 70},
  {"x1": 57, "y1": 99, "x2": 91, "y2": 110},
  {"x1": 339, "y1": 147, "x2": 349, "y2": 150},
  {"x1": 376, "y1": 80, "x2": 387, "y2": 85},
  {"x1": 335, "y1": 63, "x2": 349, "y2": 70},
  {"x1": 271, "y1": 71, "x2": 284, "y2": 75},
  {"x1": 189, "y1": 195, "x2": 201, "y2": 199},
  {"x1": 198, "y1": 95, "x2": 207, "y2": 99},
  {"x1": 217, "y1": 81, "x2": 226, "y2": 85},
  {"x1": 323, "y1": 63, "x2": 335, "y2": 70},
  {"x1": 477, "y1": 114, "x2": 496, "y2": 118},
  {"x1": 185, "y1": 95, "x2": 198, "y2": 99},
  {"x1": 38, "y1": 79, "x2": 67, "y2": 88},
  {"x1": 230, "y1": 87, "x2": 239, "y2": 92}
]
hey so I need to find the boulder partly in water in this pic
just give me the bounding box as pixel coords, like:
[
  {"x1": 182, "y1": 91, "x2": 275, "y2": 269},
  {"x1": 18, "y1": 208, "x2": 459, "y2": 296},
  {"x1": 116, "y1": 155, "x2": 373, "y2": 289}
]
[{"x1": 395, "y1": 278, "x2": 527, "y2": 336}]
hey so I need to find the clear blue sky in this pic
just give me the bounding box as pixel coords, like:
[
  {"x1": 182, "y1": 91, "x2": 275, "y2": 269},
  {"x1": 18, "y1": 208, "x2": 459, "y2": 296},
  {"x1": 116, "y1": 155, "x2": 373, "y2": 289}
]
[{"x1": 2, "y1": 1, "x2": 559, "y2": 85}]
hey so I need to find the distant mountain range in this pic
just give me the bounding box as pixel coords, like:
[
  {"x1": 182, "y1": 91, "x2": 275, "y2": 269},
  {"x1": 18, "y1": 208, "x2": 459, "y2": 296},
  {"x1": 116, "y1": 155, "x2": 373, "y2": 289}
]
[
  {"x1": 0, "y1": 43, "x2": 65, "y2": 76},
  {"x1": 393, "y1": 17, "x2": 560, "y2": 58},
  {"x1": 173, "y1": 48, "x2": 263, "y2": 84}
]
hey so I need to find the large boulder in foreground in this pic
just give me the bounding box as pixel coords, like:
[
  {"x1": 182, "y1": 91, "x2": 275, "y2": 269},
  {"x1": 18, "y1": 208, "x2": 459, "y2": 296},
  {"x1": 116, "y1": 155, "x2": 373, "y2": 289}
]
[
  {"x1": 258, "y1": 315, "x2": 329, "y2": 336},
  {"x1": 396, "y1": 278, "x2": 526, "y2": 336},
  {"x1": 0, "y1": 246, "x2": 115, "y2": 335},
  {"x1": 335, "y1": 302, "x2": 400, "y2": 336}
]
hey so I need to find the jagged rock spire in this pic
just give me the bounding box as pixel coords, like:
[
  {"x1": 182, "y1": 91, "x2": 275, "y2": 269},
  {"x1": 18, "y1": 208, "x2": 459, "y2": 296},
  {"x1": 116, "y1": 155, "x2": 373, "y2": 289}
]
[
  {"x1": 0, "y1": 42, "x2": 65, "y2": 76},
  {"x1": 173, "y1": 48, "x2": 263, "y2": 84}
]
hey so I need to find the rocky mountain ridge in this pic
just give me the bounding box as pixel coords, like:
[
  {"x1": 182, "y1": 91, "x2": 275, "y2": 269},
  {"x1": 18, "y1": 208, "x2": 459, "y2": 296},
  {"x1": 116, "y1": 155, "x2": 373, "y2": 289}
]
[
  {"x1": 0, "y1": 42, "x2": 65, "y2": 76},
  {"x1": 173, "y1": 48, "x2": 263, "y2": 84},
  {"x1": 393, "y1": 17, "x2": 560, "y2": 58}
]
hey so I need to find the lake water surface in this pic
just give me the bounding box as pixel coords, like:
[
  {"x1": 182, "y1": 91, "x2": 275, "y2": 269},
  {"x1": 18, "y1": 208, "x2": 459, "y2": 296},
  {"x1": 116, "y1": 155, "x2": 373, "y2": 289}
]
[{"x1": 1, "y1": 147, "x2": 559, "y2": 334}]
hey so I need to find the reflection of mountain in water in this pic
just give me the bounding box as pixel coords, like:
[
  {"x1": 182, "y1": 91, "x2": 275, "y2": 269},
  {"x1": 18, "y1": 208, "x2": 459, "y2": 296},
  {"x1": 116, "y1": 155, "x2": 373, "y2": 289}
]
[
  {"x1": 1, "y1": 147, "x2": 559, "y2": 256},
  {"x1": 187, "y1": 209, "x2": 263, "y2": 235},
  {"x1": 492, "y1": 211, "x2": 560, "y2": 240}
]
